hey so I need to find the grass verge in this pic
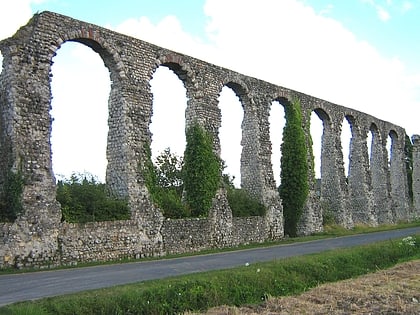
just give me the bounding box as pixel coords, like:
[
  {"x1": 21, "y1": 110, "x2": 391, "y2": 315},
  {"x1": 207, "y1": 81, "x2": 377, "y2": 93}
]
[{"x1": 1, "y1": 234, "x2": 419, "y2": 314}]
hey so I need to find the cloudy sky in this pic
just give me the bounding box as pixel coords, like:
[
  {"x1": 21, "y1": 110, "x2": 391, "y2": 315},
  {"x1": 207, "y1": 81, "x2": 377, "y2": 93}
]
[{"x1": 0, "y1": 0, "x2": 419, "y2": 185}]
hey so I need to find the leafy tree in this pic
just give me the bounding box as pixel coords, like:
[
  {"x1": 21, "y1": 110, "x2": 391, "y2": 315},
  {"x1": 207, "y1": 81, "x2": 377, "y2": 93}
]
[
  {"x1": 279, "y1": 97, "x2": 309, "y2": 237},
  {"x1": 183, "y1": 123, "x2": 221, "y2": 217},
  {"x1": 144, "y1": 147, "x2": 188, "y2": 218},
  {"x1": 154, "y1": 148, "x2": 184, "y2": 195},
  {"x1": 57, "y1": 173, "x2": 129, "y2": 223}
]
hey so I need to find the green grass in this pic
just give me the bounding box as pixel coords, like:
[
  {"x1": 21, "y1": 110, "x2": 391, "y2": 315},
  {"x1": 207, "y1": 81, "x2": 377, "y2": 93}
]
[{"x1": 2, "y1": 233, "x2": 419, "y2": 314}]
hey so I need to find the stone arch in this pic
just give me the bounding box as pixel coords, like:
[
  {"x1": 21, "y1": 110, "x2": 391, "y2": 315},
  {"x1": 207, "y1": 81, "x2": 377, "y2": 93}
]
[
  {"x1": 155, "y1": 54, "x2": 195, "y2": 124},
  {"x1": 370, "y1": 122, "x2": 392, "y2": 223},
  {"x1": 216, "y1": 80, "x2": 248, "y2": 188},
  {"x1": 345, "y1": 115, "x2": 375, "y2": 225},
  {"x1": 50, "y1": 35, "x2": 125, "y2": 87},
  {"x1": 387, "y1": 128, "x2": 410, "y2": 221},
  {"x1": 342, "y1": 115, "x2": 355, "y2": 177},
  {"x1": 369, "y1": 122, "x2": 380, "y2": 166},
  {"x1": 148, "y1": 62, "x2": 188, "y2": 160},
  {"x1": 218, "y1": 83, "x2": 244, "y2": 187},
  {"x1": 388, "y1": 129, "x2": 399, "y2": 162},
  {"x1": 51, "y1": 38, "x2": 129, "y2": 202},
  {"x1": 310, "y1": 108, "x2": 331, "y2": 196},
  {"x1": 271, "y1": 95, "x2": 294, "y2": 185},
  {"x1": 0, "y1": 50, "x2": 3, "y2": 75},
  {"x1": 50, "y1": 41, "x2": 110, "y2": 182},
  {"x1": 269, "y1": 99, "x2": 286, "y2": 188},
  {"x1": 308, "y1": 108, "x2": 351, "y2": 227}
]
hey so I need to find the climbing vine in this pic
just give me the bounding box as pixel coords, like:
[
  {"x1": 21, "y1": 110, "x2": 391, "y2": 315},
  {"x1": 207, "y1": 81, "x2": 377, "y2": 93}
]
[
  {"x1": 279, "y1": 97, "x2": 309, "y2": 237},
  {"x1": 183, "y1": 122, "x2": 221, "y2": 217},
  {"x1": 0, "y1": 170, "x2": 24, "y2": 222}
]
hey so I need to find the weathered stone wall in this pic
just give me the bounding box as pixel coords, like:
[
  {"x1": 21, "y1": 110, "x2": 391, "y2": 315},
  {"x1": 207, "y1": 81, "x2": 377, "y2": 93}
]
[
  {"x1": 162, "y1": 218, "x2": 210, "y2": 255},
  {"x1": 0, "y1": 11, "x2": 418, "y2": 268},
  {"x1": 60, "y1": 220, "x2": 162, "y2": 266}
]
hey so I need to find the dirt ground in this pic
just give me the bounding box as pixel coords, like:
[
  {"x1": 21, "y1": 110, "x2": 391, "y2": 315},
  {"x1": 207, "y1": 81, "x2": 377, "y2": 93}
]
[{"x1": 196, "y1": 259, "x2": 420, "y2": 315}]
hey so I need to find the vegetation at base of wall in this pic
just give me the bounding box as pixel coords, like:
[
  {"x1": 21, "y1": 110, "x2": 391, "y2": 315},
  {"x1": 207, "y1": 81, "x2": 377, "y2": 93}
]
[
  {"x1": 183, "y1": 122, "x2": 221, "y2": 217},
  {"x1": 144, "y1": 147, "x2": 189, "y2": 218},
  {"x1": 0, "y1": 169, "x2": 24, "y2": 222},
  {"x1": 404, "y1": 134, "x2": 413, "y2": 203},
  {"x1": 3, "y1": 235, "x2": 419, "y2": 314},
  {"x1": 57, "y1": 173, "x2": 130, "y2": 223},
  {"x1": 223, "y1": 174, "x2": 266, "y2": 217},
  {"x1": 279, "y1": 97, "x2": 309, "y2": 237},
  {"x1": 227, "y1": 188, "x2": 266, "y2": 217},
  {"x1": 145, "y1": 147, "x2": 265, "y2": 218}
]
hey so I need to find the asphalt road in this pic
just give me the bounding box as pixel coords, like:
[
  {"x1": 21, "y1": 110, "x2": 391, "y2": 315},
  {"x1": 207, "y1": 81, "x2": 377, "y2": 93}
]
[{"x1": 0, "y1": 226, "x2": 419, "y2": 306}]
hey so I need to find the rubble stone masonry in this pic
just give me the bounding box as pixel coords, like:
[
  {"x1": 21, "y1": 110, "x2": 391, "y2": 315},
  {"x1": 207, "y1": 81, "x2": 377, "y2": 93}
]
[{"x1": 0, "y1": 12, "x2": 418, "y2": 268}]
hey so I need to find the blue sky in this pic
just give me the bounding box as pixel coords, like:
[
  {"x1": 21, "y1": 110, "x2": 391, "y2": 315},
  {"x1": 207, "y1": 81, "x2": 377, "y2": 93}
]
[
  {"x1": 28, "y1": 0, "x2": 420, "y2": 72},
  {"x1": 0, "y1": 0, "x2": 419, "y2": 184}
]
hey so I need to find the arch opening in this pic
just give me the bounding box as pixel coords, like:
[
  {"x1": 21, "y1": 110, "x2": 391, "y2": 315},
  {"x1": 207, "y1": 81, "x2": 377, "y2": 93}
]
[
  {"x1": 341, "y1": 116, "x2": 353, "y2": 178},
  {"x1": 149, "y1": 65, "x2": 187, "y2": 161},
  {"x1": 50, "y1": 41, "x2": 110, "y2": 183},
  {"x1": 0, "y1": 51, "x2": 3, "y2": 76},
  {"x1": 269, "y1": 100, "x2": 285, "y2": 188},
  {"x1": 218, "y1": 85, "x2": 243, "y2": 188},
  {"x1": 386, "y1": 132, "x2": 396, "y2": 166},
  {"x1": 310, "y1": 110, "x2": 325, "y2": 182},
  {"x1": 367, "y1": 127, "x2": 375, "y2": 167}
]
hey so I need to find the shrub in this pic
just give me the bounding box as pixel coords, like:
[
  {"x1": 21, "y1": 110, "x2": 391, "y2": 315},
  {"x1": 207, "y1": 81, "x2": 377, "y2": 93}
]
[
  {"x1": 57, "y1": 173, "x2": 130, "y2": 223},
  {"x1": 223, "y1": 174, "x2": 266, "y2": 217},
  {"x1": 227, "y1": 188, "x2": 266, "y2": 217}
]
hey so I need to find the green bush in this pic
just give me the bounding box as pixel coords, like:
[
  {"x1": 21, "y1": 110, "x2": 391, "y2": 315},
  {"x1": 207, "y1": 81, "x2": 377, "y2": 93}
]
[{"x1": 57, "y1": 173, "x2": 130, "y2": 223}]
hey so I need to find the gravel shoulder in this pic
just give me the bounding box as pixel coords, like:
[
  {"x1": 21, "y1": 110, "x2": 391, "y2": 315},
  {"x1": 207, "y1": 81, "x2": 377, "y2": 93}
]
[{"x1": 199, "y1": 259, "x2": 420, "y2": 314}]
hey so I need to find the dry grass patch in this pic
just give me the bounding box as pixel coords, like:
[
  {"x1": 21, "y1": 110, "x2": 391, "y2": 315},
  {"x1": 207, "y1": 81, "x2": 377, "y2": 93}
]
[{"x1": 198, "y1": 260, "x2": 420, "y2": 315}]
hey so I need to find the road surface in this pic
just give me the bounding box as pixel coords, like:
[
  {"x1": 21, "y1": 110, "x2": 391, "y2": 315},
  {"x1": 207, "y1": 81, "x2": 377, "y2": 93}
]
[{"x1": 0, "y1": 226, "x2": 419, "y2": 306}]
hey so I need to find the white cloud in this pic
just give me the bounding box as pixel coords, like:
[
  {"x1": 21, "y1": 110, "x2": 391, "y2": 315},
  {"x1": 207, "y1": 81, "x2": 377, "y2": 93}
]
[
  {"x1": 401, "y1": 1, "x2": 413, "y2": 13},
  {"x1": 377, "y1": 5, "x2": 391, "y2": 21},
  {"x1": 201, "y1": 0, "x2": 419, "y2": 136},
  {"x1": 0, "y1": 0, "x2": 46, "y2": 77},
  {"x1": 111, "y1": 15, "x2": 214, "y2": 61},
  {"x1": 0, "y1": 0, "x2": 36, "y2": 39},
  {"x1": 319, "y1": 3, "x2": 334, "y2": 16}
]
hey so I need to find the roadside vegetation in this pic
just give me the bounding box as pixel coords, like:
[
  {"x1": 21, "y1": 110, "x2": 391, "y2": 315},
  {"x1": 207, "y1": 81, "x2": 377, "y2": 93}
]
[{"x1": 2, "y1": 233, "x2": 419, "y2": 314}]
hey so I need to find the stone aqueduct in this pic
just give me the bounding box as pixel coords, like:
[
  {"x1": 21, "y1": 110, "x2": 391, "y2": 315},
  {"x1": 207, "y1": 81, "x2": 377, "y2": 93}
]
[{"x1": 0, "y1": 12, "x2": 419, "y2": 268}]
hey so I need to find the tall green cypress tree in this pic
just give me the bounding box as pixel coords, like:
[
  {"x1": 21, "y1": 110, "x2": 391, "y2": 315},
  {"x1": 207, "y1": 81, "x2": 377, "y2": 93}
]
[
  {"x1": 183, "y1": 122, "x2": 221, "y2": 217},
  {"x1": 279, "y1": 97, "x2": 309, "y2": 237}
]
